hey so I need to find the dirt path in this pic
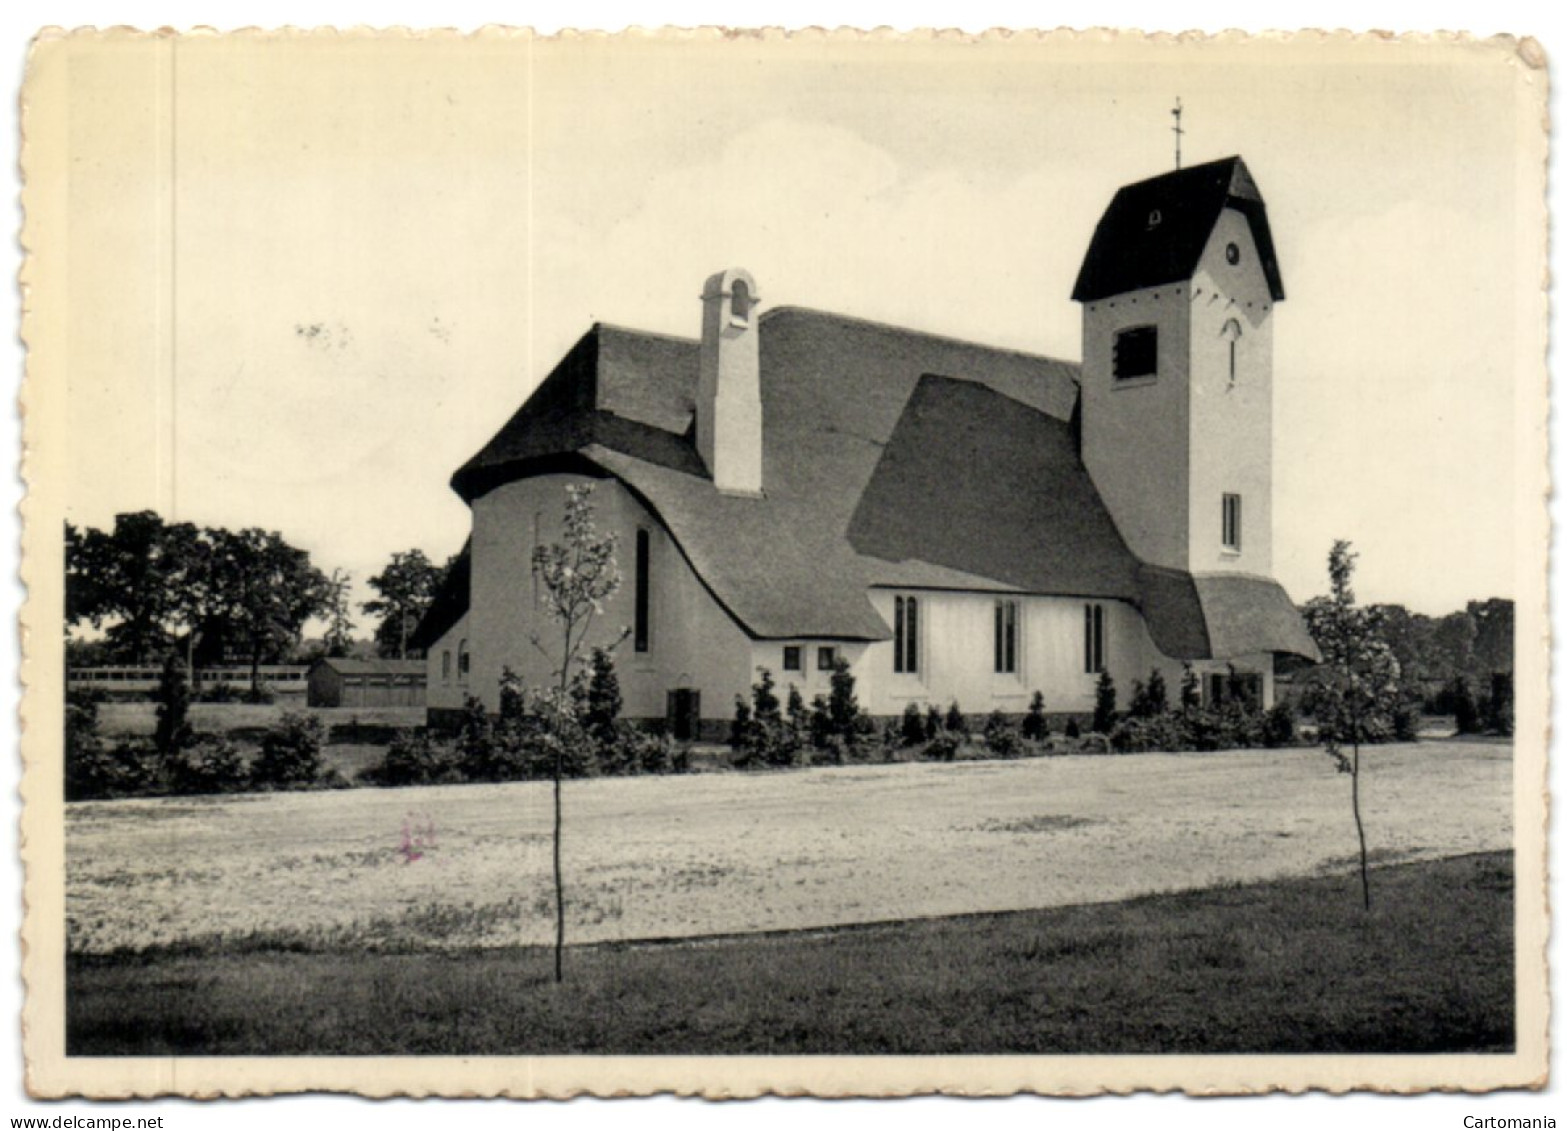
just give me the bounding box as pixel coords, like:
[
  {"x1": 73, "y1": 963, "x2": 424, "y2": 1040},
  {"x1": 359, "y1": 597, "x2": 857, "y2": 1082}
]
[{"x1": 66, "y1": 741, "x2": 1512, "y2": 953}]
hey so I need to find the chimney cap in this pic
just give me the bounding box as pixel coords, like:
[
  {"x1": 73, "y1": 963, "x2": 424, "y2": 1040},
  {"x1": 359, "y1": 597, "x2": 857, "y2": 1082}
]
[{"x1": 702, "y1": 267, "x2": 759, "y2": 302}]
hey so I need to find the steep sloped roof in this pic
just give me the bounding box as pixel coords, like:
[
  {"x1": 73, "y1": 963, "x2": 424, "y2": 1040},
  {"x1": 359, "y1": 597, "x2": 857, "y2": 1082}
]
[
  {"x1": 423, "y1": 305, "x2": 1316, "y2": 661},
  {"x1": 1072, "y1": 156, "x2": 1285, "y2": 303},
  {"x1": 408, "y1": 540, "x2": 470, "y2": 651}
]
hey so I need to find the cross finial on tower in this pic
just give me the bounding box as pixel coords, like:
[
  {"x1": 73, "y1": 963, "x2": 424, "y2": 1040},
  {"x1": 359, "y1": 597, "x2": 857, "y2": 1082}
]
[{"x1": 1171, "y1": 97, "x2": 1184, "y2": 169}]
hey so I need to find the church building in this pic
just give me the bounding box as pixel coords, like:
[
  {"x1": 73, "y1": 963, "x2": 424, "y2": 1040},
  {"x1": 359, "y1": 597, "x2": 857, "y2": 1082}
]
[{"x1": 413, "y1": 156, "x2": 1320, "y2": 738}]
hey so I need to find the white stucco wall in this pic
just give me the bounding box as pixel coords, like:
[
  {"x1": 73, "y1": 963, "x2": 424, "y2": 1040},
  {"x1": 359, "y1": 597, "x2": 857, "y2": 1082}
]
[
  {"x1": 464, "y1": 472, "x2": 753, "y2": 725},
  {"x1": 746, "y1": 589, "x2": 1271, "y2": 720},
  {"x1": 1080, "y1": 280, "x2": 1193, "y2": 572},
  {"x1": 1187, "y1": 206, "x2": 1275, "y2": 576},
  {"x1": 425, "y1": 612, "x2": 470, "y2": 712}
]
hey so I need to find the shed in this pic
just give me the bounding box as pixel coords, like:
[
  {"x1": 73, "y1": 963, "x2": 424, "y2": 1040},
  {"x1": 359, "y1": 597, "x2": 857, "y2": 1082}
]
[{"x1": 307, "y1": 657, "x2": 428, "y2": 708}]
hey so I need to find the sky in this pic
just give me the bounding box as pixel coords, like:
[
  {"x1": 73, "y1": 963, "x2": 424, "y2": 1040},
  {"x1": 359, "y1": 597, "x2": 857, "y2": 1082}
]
[{"x1": 48, "y1": 31, "x2": 1542, "y2": 622}]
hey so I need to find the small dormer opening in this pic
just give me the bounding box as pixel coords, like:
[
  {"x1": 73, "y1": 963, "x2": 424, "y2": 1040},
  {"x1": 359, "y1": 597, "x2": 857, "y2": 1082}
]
[{"x1": 730, "y1": 278, "x2": 753, "y2": 327}]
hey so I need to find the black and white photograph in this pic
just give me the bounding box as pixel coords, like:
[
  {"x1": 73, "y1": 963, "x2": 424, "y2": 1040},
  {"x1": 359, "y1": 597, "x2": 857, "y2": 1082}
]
[{"x1": 15, "y1": 19, "x2": 1549, "y2": 1099}]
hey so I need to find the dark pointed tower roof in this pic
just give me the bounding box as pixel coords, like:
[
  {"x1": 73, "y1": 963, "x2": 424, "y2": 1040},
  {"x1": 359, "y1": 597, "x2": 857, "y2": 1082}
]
[{"x1": 1071, "y1": 155, "x2": 1285, "y2": 303}]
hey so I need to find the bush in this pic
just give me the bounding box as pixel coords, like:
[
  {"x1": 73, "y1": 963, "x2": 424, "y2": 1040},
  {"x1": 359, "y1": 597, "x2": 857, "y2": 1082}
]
[
  {"x1": 579, "y1": 648, "x2": 622, "y2": 748},
  {"x1": 1110, "y1": 713, "x2": 1183, "y2": 753},
  {"x1": 1128, "y1": 669, "x2": 1168, "y2": 719},
  {"x1": 251, "y1": 711, "x2": 326, "y2": 788},
  {"x1": 731, "y1": 670, "x2": 805, "y2": 769},
  {"x1": 1262, "y1": 700, "x2": 1297, "y2": 748},
  {"x1": 1483, "y1": 672, "x2": 1513, "y2": 737},
  {"x1": 900, "y1": 702, "x2": 926, "y2": 746},
  {"x1": 826, "y1": 660, "x2": 868, "y2": 746},
  {"x1": 1092, "y1": 671, "x2": 1118, "y2": 734},
  {"x1": 153, "y1": 655, "x2": 194, "y2": 755},
  {"x1": 371, "y1": 729, "x2": 462, "y2": 787},
  {"x1": 198, "y1": 681, "x2": 242, "y2": 703},
  {"x1": 925, "y1": 703, "x2": 944, "y2": 740},
  {"x1": 163, "y1": 736, "x2": 249, "y2": 795},
  {"x1": 944, "y1": 702, "x2": 968, "y2": 737},
  {"x1": 1444, "y1": 676, "x2": 1480, "y2": 734},
  {"x1": 924, "y1": 732, "x2": 959, "y2": 762},
  {"x1": 243, "y1": 682, "x2": 277, "y2": 705},
  {"x1": 983, "y1": 709, "x2": 1022, "y2": 758},
  {"x1": 67, "y1": 738, "x2": 158, "y2": 801},
  {"x1": 1022, "y1": 691, "x2": 1049, "y2": 741},
  {"x1": 1064, "y1": 718, "x2": 1081, "y2": 740}
]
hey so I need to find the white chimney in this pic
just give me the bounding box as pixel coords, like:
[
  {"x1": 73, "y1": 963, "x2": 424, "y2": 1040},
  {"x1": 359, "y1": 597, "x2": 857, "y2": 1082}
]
[{"x1": 697, "y1": 268, "x2": 763, "y2": 496}]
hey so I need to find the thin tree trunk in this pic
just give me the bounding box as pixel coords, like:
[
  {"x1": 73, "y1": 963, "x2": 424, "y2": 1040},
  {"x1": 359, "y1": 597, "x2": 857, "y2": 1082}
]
[
  {"x1": 1351, "y1": 738, "x2": 1370, "y2": 910},
  {"x1": 553, "y1": 745, "x2": 564, "y2": 983}
]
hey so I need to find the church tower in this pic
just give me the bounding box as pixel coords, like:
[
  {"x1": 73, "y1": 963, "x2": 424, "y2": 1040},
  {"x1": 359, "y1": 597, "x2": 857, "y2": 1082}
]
[{"x1": 1072, "y1": 156, "x2": 1284, "y2": 577}]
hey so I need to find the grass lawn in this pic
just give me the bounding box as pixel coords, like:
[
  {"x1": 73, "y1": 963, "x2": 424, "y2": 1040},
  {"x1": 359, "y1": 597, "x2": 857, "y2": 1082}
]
[{"x1": 66, "y1": 851, "x2": 1513, "y2": 1056}]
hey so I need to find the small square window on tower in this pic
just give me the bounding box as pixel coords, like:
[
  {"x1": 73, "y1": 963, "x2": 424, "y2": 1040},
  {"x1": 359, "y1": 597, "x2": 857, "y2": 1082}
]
[
  {"x1": 1113, "y1": 325, "x2": 1158, "y2": 380},
  {"x1": 1222, "y1": 493, "x2": 1243, "y2": 551}
]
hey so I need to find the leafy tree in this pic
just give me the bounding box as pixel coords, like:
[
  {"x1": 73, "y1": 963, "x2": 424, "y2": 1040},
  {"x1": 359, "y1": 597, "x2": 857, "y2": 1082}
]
[
  {"x1": 1483, "y1": 672, "x2": 1514, "y2": 737},
  {"x1": 1469, "y1": 598, "x2": 1514, "y2": 677},
  {"x1": 205, "y1": 527, "x2": 332, "y2": 693},
  {"x1": 65, "y1": 512, "x2": 204, "y2": 664},
  {"x1": 1301, "y1": 540, "x2": 1402, "y2": 910},
  {"x1": 1092, "y1": 670, "x2": 1118, "y2": 734},
  {"x1": 323, "y1": 568, "x2": 356, "y2": 658},
  {"x1": 530, "y1": 483, "x2": 621, "y2": 983},
  {"x1": 152, "y1": 655, "x2": 194, "y2": 756},
  {"x1": 363, "y1": 549, "x2": 444, "y2": 659}
]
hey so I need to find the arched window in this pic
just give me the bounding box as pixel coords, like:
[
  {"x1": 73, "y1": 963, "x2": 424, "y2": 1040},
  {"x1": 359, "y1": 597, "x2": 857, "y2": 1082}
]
[
  {"x1": 1220, "y1": 319, "x2": 1243, "y2": 387},
  {"x1": 457, "y1": 639, "x2": 470, "y2": 681}
]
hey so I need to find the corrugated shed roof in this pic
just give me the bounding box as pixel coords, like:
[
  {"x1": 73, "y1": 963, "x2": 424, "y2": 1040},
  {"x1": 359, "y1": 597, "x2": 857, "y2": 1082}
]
[
  {"x1": 1071, "y1": 156, "x2": 1285, "y2": 303},
  {"x1": 431, "y1": 303, "x2": 1318, "y2": 660},
  {"x1": 311, "y1": 657, "x2": 428, "y2": 677}
]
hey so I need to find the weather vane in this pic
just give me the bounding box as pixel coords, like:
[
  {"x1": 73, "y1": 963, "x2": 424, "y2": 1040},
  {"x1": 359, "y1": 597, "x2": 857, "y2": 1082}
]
[{"x1": 1172, "y1": 97, "x2": 1184, "y2": 169}]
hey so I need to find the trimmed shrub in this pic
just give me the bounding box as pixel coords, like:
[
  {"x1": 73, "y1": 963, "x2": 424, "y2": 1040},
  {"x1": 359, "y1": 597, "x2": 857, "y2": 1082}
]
[
  {"x1": 900, "y1": 702, "x2": 926, "y2": 746},
  {"x1": 944, "y1": 702, "x2": 968, "y2": 737},
  {"x1": 1022, "y1": 691, "x2": 1049, "y2": 741},
  {"x1": 924, "y1": 732, "x2": 959, "y2": 762},
  {"x1": 1110, "y1": 713, "x2": 1183, "y2": 753},
  {"x1": 925, "y1": 703, "x2": 944, "y2": 740},
  {"x1": 251, "y1": 711, "x2": 326, "y2": 788},
  {"x1": 1128, "y1": 669, "x2": 1168, "y2": 719},
  {"x1": 1092, "y1": 671, "x2": 1118, "y2": 734},
  {"x1": 67, "y1": 738, "x2": 157, "y2": 801},
  {"x1": 153, "y1": 655, "x2": 194, "y2": 755},
  {"x1": 983, "y1": 709, "x2": 1022, "y2": 758}
]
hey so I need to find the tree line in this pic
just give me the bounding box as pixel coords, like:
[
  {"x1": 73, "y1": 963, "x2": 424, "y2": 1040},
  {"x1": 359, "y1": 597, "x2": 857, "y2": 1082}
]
[{"x1": 65, "y1": 511, "x2": 456, "y2": 687}]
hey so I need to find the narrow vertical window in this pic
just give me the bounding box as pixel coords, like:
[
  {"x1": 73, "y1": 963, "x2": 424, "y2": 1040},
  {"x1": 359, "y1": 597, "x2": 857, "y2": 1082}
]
[
  {"x1": 894, "y1": 597, "x2": 906, "y2": 673},
  {"x1": 1085, "y1": 603, "x2": 1106, "y2": 673},
  {"x1": 457, "y1": 639, "x2": 470, "y2": 680},
  {"x1": 1222, "y1": 493, "x2": 1242, "y2": 551},
  {"x1": 441, "y1": 651, "x2": 451, "y2": 681},
  {"x1": 634, "y1": 528, "x2": 651, "y2": 653},
  {"x1": 995, "y1": 599, "x2": 1018, "y2": 674},
  {"x1": 893, "y1": 595, "x2": 919, "y2": 674}
]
